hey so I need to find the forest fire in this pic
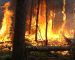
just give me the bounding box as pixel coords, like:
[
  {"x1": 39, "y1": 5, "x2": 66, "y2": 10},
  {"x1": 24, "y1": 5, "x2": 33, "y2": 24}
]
[
  {"x1": 0, "y1": 2, "x2": 13, "y2": 42},
  {"x1": 0, "y1": 1, "x2": 74, "y2": 47},
  {"x1": 25, "y1": 0, "x2": 75, "y2": 46},
  {"x1": 0, "y1": 1, "x2": 75, "y2": 60},
  {"x1": 0, "y1": 2, "x2": 13, "y2": 51}
]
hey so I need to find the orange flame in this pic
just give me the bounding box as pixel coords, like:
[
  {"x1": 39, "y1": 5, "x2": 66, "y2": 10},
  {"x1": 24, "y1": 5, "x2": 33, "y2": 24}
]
[
  {"x1": 25, "y1": 0, "x2": 75, "y2": 46},
  {"x1": 0, "y1": 2, "x2": 13, "y2": 42}
]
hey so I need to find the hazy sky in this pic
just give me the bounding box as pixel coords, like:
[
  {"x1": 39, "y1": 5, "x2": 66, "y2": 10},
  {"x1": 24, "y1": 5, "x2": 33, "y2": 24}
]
[{"x1": 0, "y1": 0, "x2": 10, "y2": 6}]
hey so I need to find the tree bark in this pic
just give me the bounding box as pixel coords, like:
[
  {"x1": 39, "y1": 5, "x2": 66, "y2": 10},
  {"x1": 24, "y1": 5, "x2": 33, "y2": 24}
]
[
  {"x1": 29, "y1": 0, "x2": 34, "y2": 34},
  {"x1": 12, "y1": 0, "x2": 27, "y2": 60},
  {"x1": 45, "y1": 0, "x2": 48, "y2": 46},
  {"x1": 35, "y1": 0, "x2": 40, "y2": 42},
  {"x1": 26, "y1": 46, "x2": 71, "y2": 51}
]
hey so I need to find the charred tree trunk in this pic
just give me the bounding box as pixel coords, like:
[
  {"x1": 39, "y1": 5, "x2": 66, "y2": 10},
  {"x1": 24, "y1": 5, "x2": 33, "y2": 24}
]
[
  {"x1": 35, "y1": 0, "x2": 40, "y2": 41},
  {"x1": 26, "y1": 46, "x2": 71, "y2": 51},
  {"x1": 29, "y1": 0, "x2": 34, "y2": 34},
  {"x1": 12, "y1": 0, "x2": 27, "y2": 60},
  {"x1": 45, "y1": 0, "x2": 48, "y2": 46}
]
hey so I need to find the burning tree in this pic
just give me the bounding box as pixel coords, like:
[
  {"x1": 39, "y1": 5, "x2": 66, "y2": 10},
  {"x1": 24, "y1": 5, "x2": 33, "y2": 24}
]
[
  {"x1": 25, "y1": 0, "x2": 75, "y2": 46},
  {"x1": 0, "y1": 0, "x2": 75, "y2": 60}
]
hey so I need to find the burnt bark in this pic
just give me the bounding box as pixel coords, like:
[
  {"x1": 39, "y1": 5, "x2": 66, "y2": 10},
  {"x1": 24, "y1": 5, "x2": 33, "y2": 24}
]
[
  {"x1": 12, "y1": 0, "x2": 27, "y2": 60},
  {"x1": 45, "y1": 0, "x2": 48, "y2": 46},
  {"x1": 26, "y1": 46, "x2": 71, "y2": 51},
  {"x1": 35, "y1": 0, "x2": 40, "y2": 41},
  {"x1": 29, "y1": 0, "x2": 34, "y2": 34}
]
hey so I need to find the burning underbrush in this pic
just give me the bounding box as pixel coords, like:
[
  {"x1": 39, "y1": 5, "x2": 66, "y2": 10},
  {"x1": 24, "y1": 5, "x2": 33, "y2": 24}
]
[
  {"x1": 0, "y1": 1, "x2": 75, "y2": 58},
  {"x1": 25, "y1": 0, "x2": 75, "y2": 46},
  {"x1": 0, "y1": 2, "x2": 13, "y2": 51}
]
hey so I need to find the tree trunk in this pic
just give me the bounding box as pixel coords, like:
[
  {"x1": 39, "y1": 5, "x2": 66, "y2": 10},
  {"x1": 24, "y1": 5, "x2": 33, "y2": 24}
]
[
  {"x1": 29, "y1": 0, "x2": 34, "y2": 34},
  {"x1": 45, "y1": 0, "x2": 48, "y2": 45},
  {"x1": 35, "y1": 0, "x2": 40, "y2": 42},
  {"x1": 12, "y1": 0, "x2": 27, "y2": 60}
]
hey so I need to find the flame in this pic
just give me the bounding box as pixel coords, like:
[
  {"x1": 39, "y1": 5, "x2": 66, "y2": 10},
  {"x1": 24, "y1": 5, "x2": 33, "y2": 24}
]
[
  {"x1": 0, "y1": 2, "x2": 13, "y2": 42},
  {"x1": 25, "y1": 0, "x2": 74, "y2": 46},
  {"x1": 59, "y1": 0, "x2": 66, "y2": 32}
]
